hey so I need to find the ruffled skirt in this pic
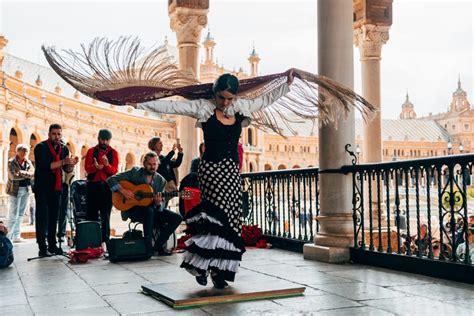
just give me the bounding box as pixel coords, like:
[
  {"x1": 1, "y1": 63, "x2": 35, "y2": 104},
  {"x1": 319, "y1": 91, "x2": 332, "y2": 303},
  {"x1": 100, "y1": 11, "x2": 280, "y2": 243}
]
[{"x1": 180, "y1": 158, "x2": 245, "y2": 282}]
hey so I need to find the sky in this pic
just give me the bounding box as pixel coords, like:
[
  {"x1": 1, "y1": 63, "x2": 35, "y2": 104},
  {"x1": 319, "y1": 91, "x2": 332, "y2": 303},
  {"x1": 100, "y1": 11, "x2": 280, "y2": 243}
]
[{"x1": 0, "y1": 0, "x2": 472, "y2": 119}]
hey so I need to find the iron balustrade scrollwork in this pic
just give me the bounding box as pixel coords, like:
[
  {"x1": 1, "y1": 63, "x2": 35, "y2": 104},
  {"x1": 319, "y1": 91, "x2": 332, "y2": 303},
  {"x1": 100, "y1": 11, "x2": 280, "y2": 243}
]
[
  {"x1": 343, "y1": 154, "x2": 473, "y2": 270},
  {"x1": 241, "y1": 168, "x2": 320, "y2": 245}
]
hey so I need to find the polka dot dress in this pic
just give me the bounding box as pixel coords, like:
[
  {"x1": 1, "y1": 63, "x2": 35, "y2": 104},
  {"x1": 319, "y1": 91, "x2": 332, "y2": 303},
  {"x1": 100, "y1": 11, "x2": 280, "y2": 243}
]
[{"x1": 198, "y1": 158, "x2": 243, "y2": 234}]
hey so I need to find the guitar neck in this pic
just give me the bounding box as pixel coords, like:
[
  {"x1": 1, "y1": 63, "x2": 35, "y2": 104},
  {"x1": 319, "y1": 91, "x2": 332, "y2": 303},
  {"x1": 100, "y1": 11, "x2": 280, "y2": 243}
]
[{"x1": 138, "y1": 191, "x2": 180, "y2": 198}]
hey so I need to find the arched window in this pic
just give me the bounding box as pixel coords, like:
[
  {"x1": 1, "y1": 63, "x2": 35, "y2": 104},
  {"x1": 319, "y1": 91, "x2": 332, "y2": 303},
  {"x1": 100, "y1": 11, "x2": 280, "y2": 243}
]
[
  {"x1": 125, "y1": 153, "x2": 135, "y2": 171},
  {"x1": 247, "y1": 128, "x2": 253, "y2": 146}
]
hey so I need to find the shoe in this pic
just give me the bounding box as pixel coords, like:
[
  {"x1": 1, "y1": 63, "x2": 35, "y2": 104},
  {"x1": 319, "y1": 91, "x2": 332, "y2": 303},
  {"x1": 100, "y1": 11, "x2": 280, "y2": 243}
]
[
  {"x1": 211, "y1": 275, "x2": 229, "y2": 289},
  {"x1": 47, "y1": 246, "x2": 63, "y2": 255},
  {"x1": 195, "y1": 275, "x2": 208, "y2": 286},
  {"x1": 155, "y1": 248, "x2": 173, "y2": 256},
  {"x1": 13, "y1": 237, "x2": 26, "y2": 243},
  {"x1": 38, "y1": 248, "x2": 48, "y2": 257}
]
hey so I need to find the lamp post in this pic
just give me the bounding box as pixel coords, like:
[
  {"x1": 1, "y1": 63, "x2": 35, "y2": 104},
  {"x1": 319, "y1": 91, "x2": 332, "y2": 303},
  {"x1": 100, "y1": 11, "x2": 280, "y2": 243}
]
[
  {"x1": 459, "y1": 142, "x2": 464, "y2": 154},
  {"x1": 447, "y1": 140, "x2": 453, "y2": 155}
]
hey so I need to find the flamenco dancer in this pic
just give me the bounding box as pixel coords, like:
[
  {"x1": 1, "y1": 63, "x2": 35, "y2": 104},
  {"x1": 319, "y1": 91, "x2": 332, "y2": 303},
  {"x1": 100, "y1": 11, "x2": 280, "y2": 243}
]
[{"x1": 42, "y1": 37, "x2": 375, "y2": 288}]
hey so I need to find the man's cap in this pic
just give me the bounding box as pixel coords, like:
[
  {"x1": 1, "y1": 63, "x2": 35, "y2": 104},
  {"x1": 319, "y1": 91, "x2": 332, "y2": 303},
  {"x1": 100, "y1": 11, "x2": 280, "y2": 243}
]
[{"x1": 98, "y1": 129, "x2": 112, "y2": 140}]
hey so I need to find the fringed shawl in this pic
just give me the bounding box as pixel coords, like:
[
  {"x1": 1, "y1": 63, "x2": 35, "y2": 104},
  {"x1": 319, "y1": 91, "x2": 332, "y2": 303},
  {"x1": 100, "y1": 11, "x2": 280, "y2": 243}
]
[{"x1": 42, "y1": 36, "x2": 376, "y2": 135}]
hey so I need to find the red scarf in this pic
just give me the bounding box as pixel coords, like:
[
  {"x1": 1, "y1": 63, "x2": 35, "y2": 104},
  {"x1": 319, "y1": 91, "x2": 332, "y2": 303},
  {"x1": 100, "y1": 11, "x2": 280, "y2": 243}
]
[{"x1": 47, "y1": 140, "x2": 62, "y2": 192}]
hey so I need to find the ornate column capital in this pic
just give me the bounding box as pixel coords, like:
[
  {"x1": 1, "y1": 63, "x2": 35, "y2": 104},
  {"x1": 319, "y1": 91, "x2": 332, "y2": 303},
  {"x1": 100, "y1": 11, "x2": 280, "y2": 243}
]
[
  {"x1": 353, "y1": 25, "x2": 390, "y2": 60},
  {"x1": 169, "y1": 7, "x2": 208, "y2": 46}
]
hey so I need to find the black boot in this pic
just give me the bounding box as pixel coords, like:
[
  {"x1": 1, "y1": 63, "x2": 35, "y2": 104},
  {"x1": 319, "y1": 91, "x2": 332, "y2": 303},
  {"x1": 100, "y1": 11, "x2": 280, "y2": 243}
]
[
  {"x1": 211, "y1": 274, "x2": 228, "y2": 289},
  {"x1": 195, "y1": 275, "x2": 208, "y2": 286}
]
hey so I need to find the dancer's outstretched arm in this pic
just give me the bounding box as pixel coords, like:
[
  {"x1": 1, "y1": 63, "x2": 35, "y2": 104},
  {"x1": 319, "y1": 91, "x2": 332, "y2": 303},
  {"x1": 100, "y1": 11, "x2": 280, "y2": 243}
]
[
  {"x1": 136, "y1": 98, "x2": 208, "y2": 119},
  {"x1": 235, "y1": 70, "x2": 294, "y2": 113}
]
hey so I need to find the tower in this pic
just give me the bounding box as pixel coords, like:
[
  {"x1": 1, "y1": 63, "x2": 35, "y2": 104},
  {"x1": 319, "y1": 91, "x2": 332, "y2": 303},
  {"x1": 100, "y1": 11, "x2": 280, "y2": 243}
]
[
  {"x1": 248, "y1": 45, "x2": 260, "y2": 77},
  {"x1": 202, "y1": 30, "x2": 215, "y2": 65},
  {"x1": 400, "y1": 92, "x2": 416, "y2": 119},
  {"x1": 449, "y1": 75, "x2": 471, "y2": 112}
]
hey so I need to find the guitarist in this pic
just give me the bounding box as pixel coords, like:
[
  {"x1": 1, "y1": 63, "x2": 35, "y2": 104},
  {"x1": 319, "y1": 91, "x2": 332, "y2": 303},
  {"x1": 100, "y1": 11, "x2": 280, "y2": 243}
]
[{"x1": 106, "y1": 152, "x2": 182, "y2": 256}]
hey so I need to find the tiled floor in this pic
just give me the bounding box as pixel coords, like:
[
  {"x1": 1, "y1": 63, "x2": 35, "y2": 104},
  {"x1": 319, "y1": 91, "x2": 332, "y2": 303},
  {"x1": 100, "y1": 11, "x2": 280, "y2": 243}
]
[{"x1": 0, "y1": 241, "x2": 473, "y2": 315}]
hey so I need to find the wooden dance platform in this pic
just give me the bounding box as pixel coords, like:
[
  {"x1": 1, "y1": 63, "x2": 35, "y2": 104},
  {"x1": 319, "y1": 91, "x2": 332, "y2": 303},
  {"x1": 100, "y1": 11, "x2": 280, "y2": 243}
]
[{"x1": 142, "y1": 280, "x2": 305, "y2": 309}]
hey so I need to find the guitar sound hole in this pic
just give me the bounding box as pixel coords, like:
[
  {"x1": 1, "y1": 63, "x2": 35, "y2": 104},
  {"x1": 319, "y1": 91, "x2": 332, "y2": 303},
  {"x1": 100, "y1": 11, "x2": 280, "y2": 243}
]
[{"x1": 135, "y1": 191, "x2": 144, "y2": 200}]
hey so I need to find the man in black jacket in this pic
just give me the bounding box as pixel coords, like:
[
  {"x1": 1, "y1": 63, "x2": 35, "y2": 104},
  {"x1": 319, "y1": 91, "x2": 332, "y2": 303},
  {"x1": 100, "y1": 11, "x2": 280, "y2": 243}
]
[
  {"x1": 33, "y1": 124, "x2": 78, "y2": 256},
  {"x1": 148, "y1": 137, "x2": 183, "y2": 206}
]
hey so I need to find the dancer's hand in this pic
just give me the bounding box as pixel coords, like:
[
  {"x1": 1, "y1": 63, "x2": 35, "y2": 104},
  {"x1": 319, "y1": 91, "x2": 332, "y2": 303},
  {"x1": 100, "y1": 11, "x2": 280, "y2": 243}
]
[{"x1": 287, "y1": 69, "x2": 295, "y2": 85}]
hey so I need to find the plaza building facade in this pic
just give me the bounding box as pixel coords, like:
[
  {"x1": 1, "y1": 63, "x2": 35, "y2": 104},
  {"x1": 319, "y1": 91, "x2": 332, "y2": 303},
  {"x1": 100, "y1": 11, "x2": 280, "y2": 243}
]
[{"x1": 0, "y1": 32, "x2": 472, "y2": 217}]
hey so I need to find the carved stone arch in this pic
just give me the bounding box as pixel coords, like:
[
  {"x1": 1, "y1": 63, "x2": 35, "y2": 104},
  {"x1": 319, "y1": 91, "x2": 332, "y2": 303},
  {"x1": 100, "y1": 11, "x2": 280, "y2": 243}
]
[
  {"x1": 248, "y1": 161, "x2": 257, "y2": 172},
  {"x1": 29, "y1": 132, "x2": 41, "y2": 162},
  {"x1": 8, "y1": 127, "x2": 24, "y2": 159},
  {"x1": 277, "y1": 164, "x2": 287, "y2": 170},
  {"x1": 66, "y1": 141, "x2": 76, "y2": 156},
  {"x1": 264, "y1": 163, "x2": 273, "y2": 171},
  {"x1": 80, "y1": 145, "x2": 90, "y2": 179}
]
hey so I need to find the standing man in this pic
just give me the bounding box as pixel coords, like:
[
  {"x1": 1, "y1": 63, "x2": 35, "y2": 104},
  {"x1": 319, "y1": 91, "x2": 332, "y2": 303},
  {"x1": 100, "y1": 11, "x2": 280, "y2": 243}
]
[
  {"x1": 107, "y1": 152, "x2": 182, "y2": 255},
  {"x1": 34, "y1": 124, "x2": 78, "y2": 256},
  {"x1": 148, "y1": 137, "x2": 183, "y2": 195},
  {"x1": 85, "y1": 129, "x2": 119, "y2": 244},
  {"x1": 6, "y1": 144, "x2": 35, "y2": 242}
]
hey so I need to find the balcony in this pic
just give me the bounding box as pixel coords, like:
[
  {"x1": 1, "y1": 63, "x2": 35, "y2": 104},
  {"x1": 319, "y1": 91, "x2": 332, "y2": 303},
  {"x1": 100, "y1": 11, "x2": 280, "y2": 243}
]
[{"x1": 242, "y1": 152, "x2": 474, "y2": 284}]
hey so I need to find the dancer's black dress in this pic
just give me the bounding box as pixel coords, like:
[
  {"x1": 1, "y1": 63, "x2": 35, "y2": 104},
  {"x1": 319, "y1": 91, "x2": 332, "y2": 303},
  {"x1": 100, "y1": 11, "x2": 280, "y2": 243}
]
[
  {"x1": 181, "y1": 112, "x2": 246, "y2": 281},
  {"x1": 137, "y1": 82, "x2": 291, "y2": 282}
]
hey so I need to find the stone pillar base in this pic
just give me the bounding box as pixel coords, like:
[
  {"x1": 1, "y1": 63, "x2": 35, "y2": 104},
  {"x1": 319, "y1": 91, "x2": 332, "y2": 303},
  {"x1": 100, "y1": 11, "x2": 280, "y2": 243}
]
[{"x1": 303, "y1": 243, "x2": 350, "y2": 263}]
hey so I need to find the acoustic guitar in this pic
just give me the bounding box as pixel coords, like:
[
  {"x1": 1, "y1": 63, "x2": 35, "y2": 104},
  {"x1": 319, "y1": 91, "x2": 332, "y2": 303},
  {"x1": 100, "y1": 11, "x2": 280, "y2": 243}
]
[{"x1": 112, "y1": 180, "x2": 195, "y2": 211}]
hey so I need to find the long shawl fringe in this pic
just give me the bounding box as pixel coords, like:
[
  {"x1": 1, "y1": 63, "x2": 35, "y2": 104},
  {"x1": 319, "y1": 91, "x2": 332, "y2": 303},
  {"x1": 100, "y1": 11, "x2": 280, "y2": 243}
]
[{"x1": 42, "y1": 37, "x2": 376, "y2": 136}]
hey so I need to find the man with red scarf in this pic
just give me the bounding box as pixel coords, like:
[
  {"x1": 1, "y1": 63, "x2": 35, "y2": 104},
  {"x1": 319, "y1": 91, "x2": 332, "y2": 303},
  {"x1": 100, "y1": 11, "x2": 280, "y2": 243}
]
[
  {"x1": 84, "y1": 129, "x2": 119, "y2": 244},
  {"x1": 34, "y1": 124, "x2": 78, "y2": 257}
]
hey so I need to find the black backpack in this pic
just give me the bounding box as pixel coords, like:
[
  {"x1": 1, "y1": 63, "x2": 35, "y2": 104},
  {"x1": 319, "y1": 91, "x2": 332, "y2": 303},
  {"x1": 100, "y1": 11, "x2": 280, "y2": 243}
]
[{"x1": 0, "y1": 234, "x2": 14, "y2": 268}]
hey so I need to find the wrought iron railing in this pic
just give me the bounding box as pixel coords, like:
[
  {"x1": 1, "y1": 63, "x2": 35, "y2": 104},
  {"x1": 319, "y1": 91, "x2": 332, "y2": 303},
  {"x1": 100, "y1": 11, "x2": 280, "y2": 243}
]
[
  {"x1": 241, "y1": 168, "x2": 319, "y2": 245},
  {"x1": 341, "y1": 147, "x2": 473, "y2": 270}
]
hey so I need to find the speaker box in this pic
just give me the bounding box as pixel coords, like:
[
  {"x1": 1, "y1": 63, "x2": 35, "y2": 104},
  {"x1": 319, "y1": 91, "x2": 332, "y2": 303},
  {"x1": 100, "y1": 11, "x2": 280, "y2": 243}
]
[
  {"x1": 107, "y1": 236, "x2": 151, "y2": 263},
  {"x1": 75, "y1": 221, "x2": 102, "y2": 250}
]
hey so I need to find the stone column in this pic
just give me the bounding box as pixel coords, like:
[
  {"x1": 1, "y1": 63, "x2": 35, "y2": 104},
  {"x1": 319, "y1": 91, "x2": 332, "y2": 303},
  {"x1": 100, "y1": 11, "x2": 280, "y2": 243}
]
[
  {"x1": 303, "y1": 0, "x2": 355, "y2": 263},
  {"x1": 354, "y1": 25, "x2": 390, "y2": 163},
  {"x1": 169, "y1": 1, "x2": 209, "y2": 176}
]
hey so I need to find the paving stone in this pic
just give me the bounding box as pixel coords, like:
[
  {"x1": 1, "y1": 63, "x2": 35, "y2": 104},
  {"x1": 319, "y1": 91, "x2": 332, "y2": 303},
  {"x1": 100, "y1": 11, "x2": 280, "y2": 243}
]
[
  {"x1": 5, "y1": 240, "x2": 474, "y2": 315},
  {"x1": 363, "y1": 296, "x2": 474, "y2": 315},
  {"x1": 387, "y1": 282, "x2": 474, "y2": 300},
  {"x1": 93, "y1": 282, "x2": 151, "y2": 296},
  {"x1": 78, "y1": 269, "x2": 146, "y2": 286},
  {"x1": 315, "y1": 306, "x2": 396, "y2": 316},
  {"x1": 102, "y1": 292, "x2": 171, "y2": 314},
  {"x1": 313, "y1": 283, "x2": 408, "y2": 301},
  {"x1": 35, "y1": 306, "x2": 120, "y2": 315},
  {"x1": 326, "y1": 268, "x2": 436, "y2": 286},
  {"x1": 1, "y1": 304, "x2": 34, "y2": 316},
  {"x1": 0, "y1": 291, "x2": 28, "y2": 307},
  {"x1": 272, "y1": 294, "x2": 361, "y2": 312},
  {"x1": 29, "y1": 290, "x2": 108, "y2": 313},
  {"x1": 201, "y1": 299, "x2": 294, "y2": 315},
  {"x1": 444, "y1": 298, "x2": 474, "y2": 309}
]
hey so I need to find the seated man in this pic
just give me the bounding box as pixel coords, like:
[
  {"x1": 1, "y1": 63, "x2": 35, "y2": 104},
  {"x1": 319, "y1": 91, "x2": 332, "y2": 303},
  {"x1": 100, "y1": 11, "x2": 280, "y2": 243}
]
[{"x1": 106, "y1": 152, "x2": 182, "y2": 256}]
